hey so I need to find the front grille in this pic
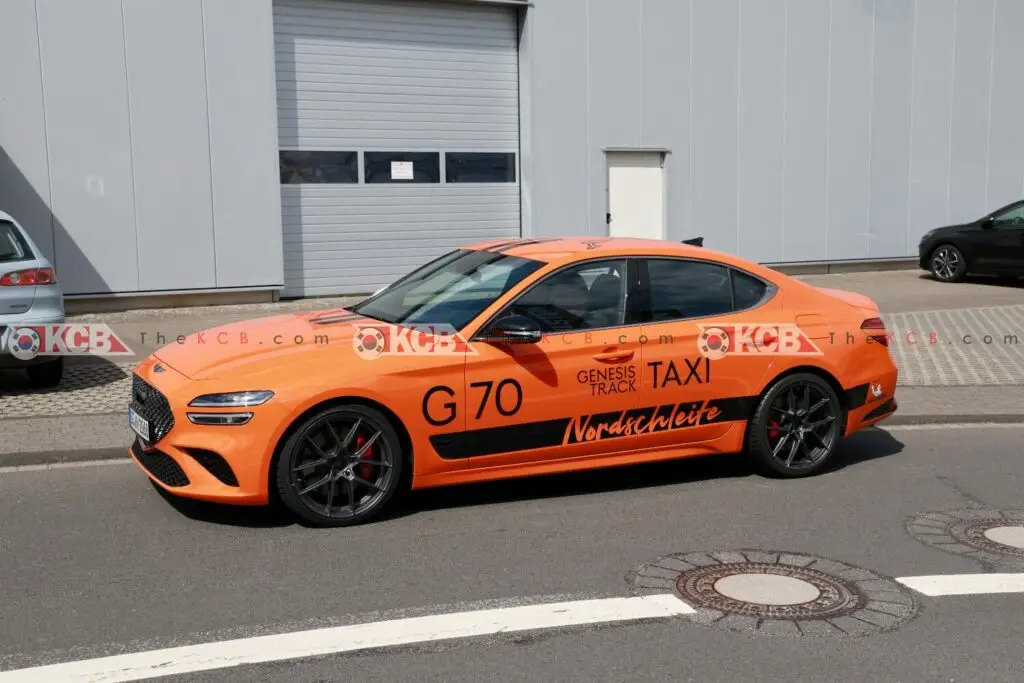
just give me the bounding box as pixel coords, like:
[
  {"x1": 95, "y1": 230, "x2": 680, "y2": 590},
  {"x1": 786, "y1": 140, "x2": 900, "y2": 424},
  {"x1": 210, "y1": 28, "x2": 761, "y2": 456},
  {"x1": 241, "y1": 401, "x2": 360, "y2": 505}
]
[
  {"x1": 131, "y1": 439, "x2": 189, "y2": 487},
  {"x1": 185, "y1": 448, "x2": 239, "y2": 487},
  {"x1": 131, "y1": 373, "x2": 175, "y2": 444}
]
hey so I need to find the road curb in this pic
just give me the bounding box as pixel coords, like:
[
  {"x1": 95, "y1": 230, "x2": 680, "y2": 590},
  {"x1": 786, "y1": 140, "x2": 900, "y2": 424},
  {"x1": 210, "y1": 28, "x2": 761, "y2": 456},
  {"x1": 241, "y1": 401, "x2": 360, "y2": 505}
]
[
  {"x1": 883, "y1": 413, "x2": 1024, "y2": 426},
  {"x1": 3, "y1": 413, "x2": 1024, "y2": 469}
]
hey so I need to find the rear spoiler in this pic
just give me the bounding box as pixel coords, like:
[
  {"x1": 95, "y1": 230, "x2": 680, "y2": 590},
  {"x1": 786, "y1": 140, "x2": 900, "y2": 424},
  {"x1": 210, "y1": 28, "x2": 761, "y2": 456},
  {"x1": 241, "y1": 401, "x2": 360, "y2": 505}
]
[{"x1": 681, "y1": 237, "x2": 704, "y2": 247}]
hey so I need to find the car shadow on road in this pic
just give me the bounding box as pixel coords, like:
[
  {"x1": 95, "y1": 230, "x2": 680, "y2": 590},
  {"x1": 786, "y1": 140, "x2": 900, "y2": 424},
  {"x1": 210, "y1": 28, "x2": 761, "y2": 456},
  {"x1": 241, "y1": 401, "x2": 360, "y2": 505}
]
[
  {"x1": 149, "y1": 482, "x2": 295, "y2": 528},
  {"x1": 917, "y1": 272, "x2": 1024, "y2": 288},
  {"x1": 392, "y1": 428, "x2": 906, "y2": 521},
  {"x1": 146, "y1": 428, "x2": 905, "y2": 529},
  {"x1": 0, "y1": 356, "x2": 129, "y2": 396}
]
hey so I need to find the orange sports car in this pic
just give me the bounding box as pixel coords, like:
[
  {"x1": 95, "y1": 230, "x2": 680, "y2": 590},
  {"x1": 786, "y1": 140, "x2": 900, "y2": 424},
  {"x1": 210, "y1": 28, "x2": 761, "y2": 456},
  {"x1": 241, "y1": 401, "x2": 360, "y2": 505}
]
[{"x1": 127, "y1": 237, "x2": 898, "y2": 527}]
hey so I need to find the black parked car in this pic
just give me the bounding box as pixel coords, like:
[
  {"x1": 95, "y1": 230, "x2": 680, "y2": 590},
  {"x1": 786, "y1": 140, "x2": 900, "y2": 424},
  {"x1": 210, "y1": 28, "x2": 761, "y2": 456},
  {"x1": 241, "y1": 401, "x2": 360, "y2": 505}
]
[{"x1": 918, "y1": 199, "x2": 1024, "y2": 282}]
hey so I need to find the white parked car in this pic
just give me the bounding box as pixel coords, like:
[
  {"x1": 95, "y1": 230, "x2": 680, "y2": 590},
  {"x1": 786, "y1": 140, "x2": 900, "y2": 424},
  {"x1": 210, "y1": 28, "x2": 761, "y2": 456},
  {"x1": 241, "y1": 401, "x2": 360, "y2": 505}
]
[{"x1": 0, "y1": 210, "x2": 66, "y2": 387}]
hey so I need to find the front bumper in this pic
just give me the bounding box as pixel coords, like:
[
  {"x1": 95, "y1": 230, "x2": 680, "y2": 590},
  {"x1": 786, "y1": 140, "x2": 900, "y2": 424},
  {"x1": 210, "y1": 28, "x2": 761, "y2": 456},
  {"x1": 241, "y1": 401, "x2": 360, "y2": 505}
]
[{"x1": 126, "y1": 358, "x2": 280, "y2": 505}]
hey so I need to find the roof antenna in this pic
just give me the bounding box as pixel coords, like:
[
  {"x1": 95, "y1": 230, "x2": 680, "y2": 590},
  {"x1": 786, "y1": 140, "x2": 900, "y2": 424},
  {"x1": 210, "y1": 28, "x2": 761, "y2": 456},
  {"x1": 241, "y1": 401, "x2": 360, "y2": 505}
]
[{"x1": 681, "y1": 236, "x2": 704, "y2": 247}]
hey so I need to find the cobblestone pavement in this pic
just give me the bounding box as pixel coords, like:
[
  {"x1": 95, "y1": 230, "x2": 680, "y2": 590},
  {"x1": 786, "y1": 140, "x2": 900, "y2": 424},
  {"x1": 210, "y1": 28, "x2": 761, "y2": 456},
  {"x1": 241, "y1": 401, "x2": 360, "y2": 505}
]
[{"x1": 883, "y1": 305, "x2": 1024, "y2": 386}]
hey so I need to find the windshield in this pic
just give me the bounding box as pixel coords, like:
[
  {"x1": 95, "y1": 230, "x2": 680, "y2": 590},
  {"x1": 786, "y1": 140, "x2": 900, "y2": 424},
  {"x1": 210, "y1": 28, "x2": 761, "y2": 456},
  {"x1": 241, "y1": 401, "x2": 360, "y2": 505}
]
[
  {"x1": 351, "y1": 249, "x2": 545, "y2": 329},
  {"x1": 0, "y1": 221, "x2": 33, "y2": 263}
]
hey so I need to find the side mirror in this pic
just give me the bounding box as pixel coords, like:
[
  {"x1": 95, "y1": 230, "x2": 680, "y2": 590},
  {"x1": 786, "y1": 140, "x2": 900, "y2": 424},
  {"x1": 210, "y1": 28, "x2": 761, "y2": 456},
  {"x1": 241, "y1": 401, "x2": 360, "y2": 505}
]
[
  {"x1": 981, "y1": 216, "x2": 995, "y2": 228},
  {"x1": 482, "y1": 315, "x2": 541, "y2": 344}
]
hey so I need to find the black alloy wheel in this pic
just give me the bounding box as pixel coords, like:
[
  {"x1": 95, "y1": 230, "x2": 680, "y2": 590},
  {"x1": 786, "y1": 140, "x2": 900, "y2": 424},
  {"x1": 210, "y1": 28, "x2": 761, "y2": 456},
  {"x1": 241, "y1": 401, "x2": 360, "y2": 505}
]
[
  {"x1": 276, "y1": 405, "x2": 404, "y2": 527},
  {"x1": 747, "y1": 373, "x2": 844, "y2": 478},
  {"x1": 930, "y1": 244, "x2": 966, "y2": 282}
]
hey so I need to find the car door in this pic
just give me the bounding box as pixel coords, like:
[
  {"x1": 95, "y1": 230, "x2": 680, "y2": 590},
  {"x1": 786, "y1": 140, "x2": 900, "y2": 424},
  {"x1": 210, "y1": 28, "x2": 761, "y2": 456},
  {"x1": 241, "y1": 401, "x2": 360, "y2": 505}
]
[
  {"x1": 455, "y1": 257, "x2": 644, "y2": 470},
  {"x1": 984, "y1": 202, "x2": 1024, "y2": 271},
  {"x1": 633, "y1": 257, "x2": 781, "y2": 450}
]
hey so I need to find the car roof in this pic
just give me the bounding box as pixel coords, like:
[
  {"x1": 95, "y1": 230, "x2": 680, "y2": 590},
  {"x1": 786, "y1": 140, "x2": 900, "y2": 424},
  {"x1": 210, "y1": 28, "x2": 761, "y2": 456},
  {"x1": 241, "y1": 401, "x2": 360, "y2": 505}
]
[{"x1": 465, "y1": 236, "x2": 773, "y2": 276}]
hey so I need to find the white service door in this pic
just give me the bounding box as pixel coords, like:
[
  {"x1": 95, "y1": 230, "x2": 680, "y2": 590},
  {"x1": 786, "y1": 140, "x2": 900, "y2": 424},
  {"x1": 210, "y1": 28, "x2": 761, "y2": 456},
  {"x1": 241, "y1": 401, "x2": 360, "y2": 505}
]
[{"x1": 606, "y1": 152, "x2": 665, "y2": 240}]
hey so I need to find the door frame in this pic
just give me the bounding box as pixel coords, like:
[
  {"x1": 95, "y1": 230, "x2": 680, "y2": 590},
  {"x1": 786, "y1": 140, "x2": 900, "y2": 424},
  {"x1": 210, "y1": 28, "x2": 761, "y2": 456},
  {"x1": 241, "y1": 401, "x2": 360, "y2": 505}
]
[{"x1": 603, "y1": 148, "x2": 670, "y2": 240}]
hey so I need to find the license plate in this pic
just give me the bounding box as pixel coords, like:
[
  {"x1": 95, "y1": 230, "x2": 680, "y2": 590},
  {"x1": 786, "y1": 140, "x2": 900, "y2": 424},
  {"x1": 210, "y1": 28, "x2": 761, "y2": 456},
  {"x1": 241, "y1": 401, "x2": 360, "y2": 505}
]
[{"x1": 129, "y1": 407, "x2": 150, "y2": 442}]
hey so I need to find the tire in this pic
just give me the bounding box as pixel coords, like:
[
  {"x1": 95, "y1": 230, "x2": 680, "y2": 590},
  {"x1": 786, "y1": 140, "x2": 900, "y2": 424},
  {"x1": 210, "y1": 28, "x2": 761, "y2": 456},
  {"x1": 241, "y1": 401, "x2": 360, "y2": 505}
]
[
  {"x1": 26, "y1": 357, "x2": 63, "y2": 389},
  {"x1": 275, "y1": 404, "x2": 405, "y2": 528},
  {"x1": 929, "y1": 243, "x2": 967, "y2": 282},
  {"x1": 747, "y1": 373, "x2": 845, "y2": 478}
]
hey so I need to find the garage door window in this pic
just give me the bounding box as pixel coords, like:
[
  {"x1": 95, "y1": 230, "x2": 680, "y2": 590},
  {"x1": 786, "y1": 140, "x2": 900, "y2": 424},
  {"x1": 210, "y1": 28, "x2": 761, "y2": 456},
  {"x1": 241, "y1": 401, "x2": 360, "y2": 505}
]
[
  {"x1": 445, "y1": 153, "x2": 516, "y2": 183},
  {"x1": 279, "y1": 151, "x2": 358, "y2": 184},
  {"x1": 364, "y1": 152, "x2": 440, "y2": 184}
]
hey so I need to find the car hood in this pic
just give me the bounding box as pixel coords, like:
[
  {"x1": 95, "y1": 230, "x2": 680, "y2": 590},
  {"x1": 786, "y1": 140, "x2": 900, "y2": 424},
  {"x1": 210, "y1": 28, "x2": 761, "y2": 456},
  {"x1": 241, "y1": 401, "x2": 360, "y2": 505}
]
[{"x1": 151, "y1": 308, "x2": 369, "y2": 380}]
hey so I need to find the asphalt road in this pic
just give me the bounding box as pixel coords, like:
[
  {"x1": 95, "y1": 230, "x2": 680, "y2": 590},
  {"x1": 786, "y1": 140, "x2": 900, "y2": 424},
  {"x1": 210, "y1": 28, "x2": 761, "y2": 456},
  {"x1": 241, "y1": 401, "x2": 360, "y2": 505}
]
[{"x1": 1, "y1": 423, "x2": 1023, "y2": 681}]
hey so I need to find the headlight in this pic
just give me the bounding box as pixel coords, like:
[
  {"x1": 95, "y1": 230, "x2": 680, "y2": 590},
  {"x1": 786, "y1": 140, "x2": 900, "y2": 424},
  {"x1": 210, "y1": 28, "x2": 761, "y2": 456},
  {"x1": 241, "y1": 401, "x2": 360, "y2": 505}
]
[{"x1": 188, "y1": 390, "x2": 274, "y2": 408}]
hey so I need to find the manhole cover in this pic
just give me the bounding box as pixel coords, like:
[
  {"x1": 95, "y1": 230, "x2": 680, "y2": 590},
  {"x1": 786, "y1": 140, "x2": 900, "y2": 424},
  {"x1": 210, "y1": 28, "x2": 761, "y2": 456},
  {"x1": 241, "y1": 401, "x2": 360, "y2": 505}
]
[
  {"x1": 626, "y1": 550, "x2": 917, "y2": 637},
  {"x1": 907, "y1": 509, "x2": 1024, "y2": 569}
]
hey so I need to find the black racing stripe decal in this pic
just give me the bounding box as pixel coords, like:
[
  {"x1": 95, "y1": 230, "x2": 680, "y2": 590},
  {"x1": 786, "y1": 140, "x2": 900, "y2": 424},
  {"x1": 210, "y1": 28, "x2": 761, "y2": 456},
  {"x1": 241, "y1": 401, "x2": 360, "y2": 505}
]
[
  {"x1": 430, "y1": 418, "x2": 570, "y2": 460},
  {"x1": 845, "y1": 383, "x2": 870, "y2": 409},
  {"x1": 430, "y1": 396, "x2": 757, "y2": 460}
]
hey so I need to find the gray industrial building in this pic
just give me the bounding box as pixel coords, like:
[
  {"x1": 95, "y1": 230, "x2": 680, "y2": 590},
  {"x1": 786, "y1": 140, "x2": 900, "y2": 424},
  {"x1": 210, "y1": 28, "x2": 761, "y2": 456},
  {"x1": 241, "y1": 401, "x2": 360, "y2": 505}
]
[{"x1": 1, "y1": 0, "x2": 1022, "y2": 305}]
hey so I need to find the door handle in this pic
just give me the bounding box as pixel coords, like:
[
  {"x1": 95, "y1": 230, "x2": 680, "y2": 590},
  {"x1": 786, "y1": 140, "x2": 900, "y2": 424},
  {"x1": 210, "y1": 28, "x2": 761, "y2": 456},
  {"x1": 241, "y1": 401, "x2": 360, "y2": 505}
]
[{"x1": 592, "y1": 349, "x2": 634, "y2": 363}]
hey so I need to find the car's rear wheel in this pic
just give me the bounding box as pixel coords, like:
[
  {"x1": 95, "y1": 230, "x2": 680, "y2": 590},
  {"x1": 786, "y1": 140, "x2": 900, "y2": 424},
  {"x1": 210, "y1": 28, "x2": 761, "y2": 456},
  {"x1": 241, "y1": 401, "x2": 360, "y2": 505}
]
[
  {"x1": 275, "y1": 404, "x2": 404, "y2": 527},
  {"x1": 747, "y1": 373, "x2": 844, "y2": 478},
  {"x1": 26, "y1": 357, "x2": 63, "y2": 389},
  {"x1": 930, "y1": 244, "x2": 966, "y2": 282}
]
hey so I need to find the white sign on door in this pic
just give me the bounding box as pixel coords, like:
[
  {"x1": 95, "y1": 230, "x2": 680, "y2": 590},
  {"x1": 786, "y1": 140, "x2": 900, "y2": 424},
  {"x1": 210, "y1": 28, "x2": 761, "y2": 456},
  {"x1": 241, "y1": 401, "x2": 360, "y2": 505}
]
[{"x1": 391, "y1": 161, "x2": 413, "y2": 180}]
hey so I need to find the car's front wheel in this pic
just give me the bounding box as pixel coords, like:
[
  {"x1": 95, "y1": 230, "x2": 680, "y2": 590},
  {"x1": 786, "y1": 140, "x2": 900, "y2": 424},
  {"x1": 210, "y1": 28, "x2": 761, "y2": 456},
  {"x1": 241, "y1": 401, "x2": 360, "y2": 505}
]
[
  {"x1": 930, "y1": 244, "x2": 967, "y2": 282},
  {"x1": 275, "y1": 404, "x2": 405, "y2": 527},
  {"x1": 747, "y1": 373, "x2": 844, "y2": 478}
]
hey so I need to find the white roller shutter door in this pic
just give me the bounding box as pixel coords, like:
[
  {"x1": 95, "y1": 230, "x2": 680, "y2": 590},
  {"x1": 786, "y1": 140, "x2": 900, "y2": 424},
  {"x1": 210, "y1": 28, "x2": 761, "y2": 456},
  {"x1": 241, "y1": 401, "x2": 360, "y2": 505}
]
[{"x1": 274, "y1": 0, "x2": 522, "y2": 296}]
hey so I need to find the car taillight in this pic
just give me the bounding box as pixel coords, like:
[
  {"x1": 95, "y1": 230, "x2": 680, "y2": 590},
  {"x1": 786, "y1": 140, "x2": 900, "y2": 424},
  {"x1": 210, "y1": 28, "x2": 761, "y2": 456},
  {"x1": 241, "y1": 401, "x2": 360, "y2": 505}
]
[
  {"x1": 0, "y1": 267, "x2": 57, "y2": 286},
  {"x1": 862, "y1": 317, "x2": 888, "y2": 346}
]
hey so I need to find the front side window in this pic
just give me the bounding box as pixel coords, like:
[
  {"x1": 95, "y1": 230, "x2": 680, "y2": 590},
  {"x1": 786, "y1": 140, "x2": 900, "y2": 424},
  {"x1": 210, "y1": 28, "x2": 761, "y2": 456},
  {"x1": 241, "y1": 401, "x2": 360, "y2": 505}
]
[
  {"x1": 498, "y1": 259, "x2": 628, "y2": 333},
  {"x1": 991, "y1": 203, "x2": 1024, "y2": 227},
  {"x1": 0, "y1": 221, "x2": 32, "y2": 263},
  {"x1": 350, "y1": 249, "x2": 543, "y2": 330},
  {"x1": 645, "y1": 259, "x2": 734, "y2": 322}
]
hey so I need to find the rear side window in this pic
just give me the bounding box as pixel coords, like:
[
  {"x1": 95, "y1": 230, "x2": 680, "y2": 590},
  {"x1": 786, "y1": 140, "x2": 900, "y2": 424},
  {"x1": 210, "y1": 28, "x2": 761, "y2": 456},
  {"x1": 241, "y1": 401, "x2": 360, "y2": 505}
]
[
  {"x1": 731, "y1": 269, "x2": 770, "y2": 309},
  {"x1": 646, "y1": 259, "x2": 733, "y2": 321},
  {"x1": 0, "y1": 221, "x2": 33, "y2": 263}
]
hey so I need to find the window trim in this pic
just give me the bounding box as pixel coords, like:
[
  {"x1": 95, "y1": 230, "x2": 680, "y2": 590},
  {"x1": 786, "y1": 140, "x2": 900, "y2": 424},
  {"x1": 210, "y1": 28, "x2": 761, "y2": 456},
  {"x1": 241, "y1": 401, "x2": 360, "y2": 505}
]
[
  {"x1": 636, "y1": 256, "x2": 778, "y2": 325},
  {"x1": 470, "y1": 256, "x2": 641, "y2": 341},
  {"x1": 988, "y1": 200, "x2": 1024, "y2": 227}
]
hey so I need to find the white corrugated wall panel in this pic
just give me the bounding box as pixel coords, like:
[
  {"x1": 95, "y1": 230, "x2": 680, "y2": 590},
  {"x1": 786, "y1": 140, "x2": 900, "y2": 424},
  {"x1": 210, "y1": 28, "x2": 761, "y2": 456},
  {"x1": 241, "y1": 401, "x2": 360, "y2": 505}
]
[{"x1": 273, "y1": 0, "x2": 521, "y2": 296}]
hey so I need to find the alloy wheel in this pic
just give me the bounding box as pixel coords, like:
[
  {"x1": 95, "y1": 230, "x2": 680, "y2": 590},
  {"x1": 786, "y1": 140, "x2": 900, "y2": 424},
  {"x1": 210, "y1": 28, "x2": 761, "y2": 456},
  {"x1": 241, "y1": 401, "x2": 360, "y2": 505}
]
[
  {"x1": 931, "y1": 247, "x2": 960, "y2": 281},
  {"x1": 765, "y1": 381, "x2": 840, "y2": 472},
  {"x1": 288, "y1": 412, "x2": 395, "y2": 520}
]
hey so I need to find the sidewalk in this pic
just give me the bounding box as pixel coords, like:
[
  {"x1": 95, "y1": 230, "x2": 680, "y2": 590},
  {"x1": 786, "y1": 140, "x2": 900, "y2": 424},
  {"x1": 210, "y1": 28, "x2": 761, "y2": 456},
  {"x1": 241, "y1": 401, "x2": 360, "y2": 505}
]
[{"x1": 2, "y1": 270, "x2": 1024, "y2": 464}]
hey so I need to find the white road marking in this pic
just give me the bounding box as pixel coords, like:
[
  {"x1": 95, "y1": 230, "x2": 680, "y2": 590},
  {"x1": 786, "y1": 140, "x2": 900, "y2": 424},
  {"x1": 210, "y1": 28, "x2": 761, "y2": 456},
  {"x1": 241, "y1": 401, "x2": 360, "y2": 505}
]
[
  {"x1": 881, "y1": 422, "x2": 1024, "y2": 432},
  {"x1": 896, "y1": 573, "x2": 1024, "y2": 596},
  {"x1": 0, "y1": 594, "x2": 694, "y2": 682}
]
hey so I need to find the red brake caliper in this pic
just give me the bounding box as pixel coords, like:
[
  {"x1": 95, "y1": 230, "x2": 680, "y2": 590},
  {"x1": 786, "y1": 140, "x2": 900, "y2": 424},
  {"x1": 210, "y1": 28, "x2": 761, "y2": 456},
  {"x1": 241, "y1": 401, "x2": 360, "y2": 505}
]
[
  {"x1": 768, "y1": 419, "x2": 780, "y2": 440},
  {"x1": 355, "y1": 433, "x2": 374, "y2": 482}
]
